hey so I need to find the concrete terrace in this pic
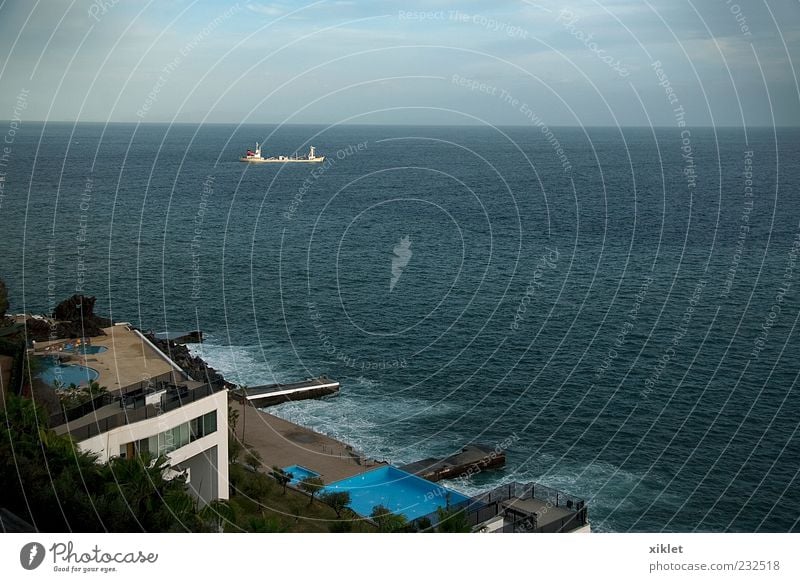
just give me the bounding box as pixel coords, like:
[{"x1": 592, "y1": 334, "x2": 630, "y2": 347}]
[
  {"x1": 234, "y1": 397, "x2": 383, "y2": 484},
  {"x1": 34, "y1": 325, "x2": 184, "y2": 394}
]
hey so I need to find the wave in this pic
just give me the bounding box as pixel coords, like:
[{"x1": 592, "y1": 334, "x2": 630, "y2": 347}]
[
  {"x1": 186, "y1": 339, "x2": 301, "y2": 386},
  {"x1": 444, "y1": 457, "x2": 675, "y2": 532},
  {"x1": 189, "y1": 338, "x2": 676, "y2": 532},
  {"x1": 189, "y1": 340, "x2": 465, "y2": 464}
]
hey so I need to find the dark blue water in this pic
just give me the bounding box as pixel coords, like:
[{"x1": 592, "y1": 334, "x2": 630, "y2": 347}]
[{"x1": 2, "y1": 122, "x2": 799, "y2": 532}]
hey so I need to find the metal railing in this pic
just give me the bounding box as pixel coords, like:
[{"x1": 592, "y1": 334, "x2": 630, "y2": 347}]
[
  {"x1": 116, "y1": 371, "x2": 181, "y2": 395},
  {"x1": 411, "y1": 480, "x2": 588, "y2": 533},
  {"x1": 58, "y1": 381, "x2": 226, "y2": 441},
  {"x1": 49, "y1": 392, "x2": 117, "y2": 427},
  {"x1": 472, "y1": 481, "x2": 585, "y2": 510}
]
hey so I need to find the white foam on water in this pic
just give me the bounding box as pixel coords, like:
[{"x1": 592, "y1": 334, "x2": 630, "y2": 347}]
[
  {"x1": 268, "y1": 382, "x2": 467, "y2": 466},
  {"x1": 444, "y1": 457, "x2": 662, "y2": 532},
  {"x1": 192, "y1": 341, "x2": 466, "y2": 465},
  {"x1": 187, "y1": 340, "x2": 299, "y2": 386},
  {"x1": 191, "y1": 339, "x2": 649, "y2": 531}
]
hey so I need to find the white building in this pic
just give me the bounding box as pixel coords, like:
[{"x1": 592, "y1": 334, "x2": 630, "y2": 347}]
[{"x1": 55, "y1": 383, "x2": 229, "y2": 507}]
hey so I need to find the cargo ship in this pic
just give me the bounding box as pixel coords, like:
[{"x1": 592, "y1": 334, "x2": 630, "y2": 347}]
[{"x1": 240, "y1": 143, "x2": 324, "y2": 163}]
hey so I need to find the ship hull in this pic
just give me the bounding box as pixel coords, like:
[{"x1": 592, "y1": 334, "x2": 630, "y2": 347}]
[{"x1": 239, "y1": 156, "x2": 325, "y2": 163}]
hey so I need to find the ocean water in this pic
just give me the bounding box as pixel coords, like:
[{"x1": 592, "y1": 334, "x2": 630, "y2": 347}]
[{"x1": 2, "y1": 122, "x2": 799, "y2": 532}]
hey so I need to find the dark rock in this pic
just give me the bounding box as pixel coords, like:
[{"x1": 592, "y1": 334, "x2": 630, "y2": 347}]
[
  {"x1": 145, "y1": 333, "x2": 233, "y2": 388},
  {"x1": 53, "y1": 294, "x2": 95, "y2": 321},
  {"x1": 50, "y1": 295, "x2": 111, "y2": 338},
  {"x1": 176, "y1": 330, "x2": 203, "y2": 343},
  {"x1": 24, "y1": 318, "x2": 52, "y2": 342}
]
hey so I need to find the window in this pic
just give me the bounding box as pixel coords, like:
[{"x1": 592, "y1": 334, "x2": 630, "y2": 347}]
[
  {"x1": 190, "y1": 411, "x2": 217, "y2": 442},
  {"x1": 120, "y1": 411, "x2": 217, "y2": 458}
]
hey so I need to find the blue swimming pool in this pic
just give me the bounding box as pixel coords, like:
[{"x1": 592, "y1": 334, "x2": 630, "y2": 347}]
[
  {"x1": 324, "y1": 466, "x2": 472, "y2": 521},
  {"x1": 37, "y1": 358, "x2": 99, "y2": 387},
  {"x1": 283, "y1": 464, "x2": 320, "y2": 485},
  {"x1": 63, "y1": 344, "x2": 108, "y2": 355}
]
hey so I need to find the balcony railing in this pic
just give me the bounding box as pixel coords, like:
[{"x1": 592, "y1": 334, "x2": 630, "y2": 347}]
[
  {"x1": 412, "y1": 481, "x2": 588, "y2": 533},
  {"x1": 56, "y1": 380, "x2": 226, "y2": 441}
]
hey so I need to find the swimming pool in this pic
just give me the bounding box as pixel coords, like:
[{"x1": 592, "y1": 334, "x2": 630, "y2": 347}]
[
  {"x1": 283, "y1": 464, "x2": 321, "y2": 485},
  {"x1": 324, "y1": 466, "x2": 472, "y2": 521},
  {"x1": 63, "y1": 344, "x2": 108, "y2": 355},
  {"x1": 37, "y1": 358, "x2": 99, "y2": 387}
]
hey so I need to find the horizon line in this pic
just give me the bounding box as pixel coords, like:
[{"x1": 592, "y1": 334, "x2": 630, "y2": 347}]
[{"x1": 2, "y1": 119, "x2": 799, "y2": 129}]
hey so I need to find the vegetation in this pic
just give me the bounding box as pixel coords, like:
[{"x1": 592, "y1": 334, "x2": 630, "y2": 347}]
[
  {"x1": 227, "y1": 404, "x2": 242, "y2": 462},
  {"x1": 0, "y1": 278, "x2": 8, "y2": 320},
  {"x1": 435, "y1": 504, "x2": 472, "y2": 533},
  {"x1": 243, "y1": 446, "x2": 262, "y2": 472},
  {"x1": 0, "y1": 293, "x2": 26, "y2": 395},
  {"x1": 56, "y1": 380, "x2": 107, "y2": 409},
  {"x1": 1, "y1": 392, "x2": 369, "y2": 533},
  {"x1": 271, "y1": 466, "x2": 292, "y2": 494},
  {"x1": 298, "y1": 475, "x2": 324, "y2": 506},
  {"x1": 0, "y1": 394, "x2": 222, "y2": 531},
  {"x1": 227, "y1": 463, "x2": 372, "y2": 533},
  {"x1": 370, "y1": 504, "x2": 408, "y2": 532},
  {"x1": 319, "y1": 490, "x2": 351, "y2": 519}
]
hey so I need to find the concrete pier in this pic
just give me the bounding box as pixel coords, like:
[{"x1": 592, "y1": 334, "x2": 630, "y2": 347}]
[
  {"x1": 400, "y1": 444, "x2": 506, "y2": 482},
  {"x1": 232, "y1": 376, "x2": 340, "y2": 408}
]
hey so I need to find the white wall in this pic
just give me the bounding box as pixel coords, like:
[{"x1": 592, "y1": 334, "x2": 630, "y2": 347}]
[{"x1": 78, "y1": 390, "x2": 229, "y2": 504}]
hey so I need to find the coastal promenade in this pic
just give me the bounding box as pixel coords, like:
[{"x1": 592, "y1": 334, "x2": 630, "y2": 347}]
[{"x1": 234, "y1": 398, "x2": 382, "y2": 483}]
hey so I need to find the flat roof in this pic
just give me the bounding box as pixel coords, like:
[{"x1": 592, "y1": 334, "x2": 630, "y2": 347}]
[{"x1": 35, "y1": 326, "x2": 185, "y2": 394}]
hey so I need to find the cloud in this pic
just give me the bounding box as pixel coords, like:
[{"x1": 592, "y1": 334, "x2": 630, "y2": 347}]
[
  {"x1": 0, "y1": 0, "x2": 796, "y2": 125},
  {"x1": 246, "y1": 3, "x2": 284, "y2": 17}
]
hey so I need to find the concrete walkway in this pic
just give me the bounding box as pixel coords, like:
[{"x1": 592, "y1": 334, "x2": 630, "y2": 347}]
[{"x1": 234, "y1": 398, "x2": 383, "y2": 484}]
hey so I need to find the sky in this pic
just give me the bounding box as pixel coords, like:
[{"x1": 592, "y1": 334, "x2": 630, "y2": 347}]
[{"x1": 0, "y1": 0, "x2": 798, "y2": 126}]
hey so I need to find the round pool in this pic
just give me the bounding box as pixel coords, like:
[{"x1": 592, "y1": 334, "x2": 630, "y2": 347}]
[
  {"x1": 37, "y1": 359, "x2": 100, "y2": 388},
  {"x1": 63, "y1": 344, "x2": 108, "y2": 355}
]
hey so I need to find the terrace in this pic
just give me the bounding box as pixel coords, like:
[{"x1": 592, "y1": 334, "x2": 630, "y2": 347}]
[
  {"x1": 33, "y1": 324, "x2": 185, "y2": 394},
  {"x1": 52, "y1": 379, "x2": 226, "y2": 441},
  {"x1": 463, "y1": 481, "x2": 590, "y2": 533}
]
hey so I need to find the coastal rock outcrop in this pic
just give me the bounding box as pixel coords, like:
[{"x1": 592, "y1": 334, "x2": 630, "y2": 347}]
[
  {"x1": 145, "y1": 333, "x2": 232, "y2": 388},
  {"x1": 52, "y1": 294, "x2": 112, "y2": 338},
  {"x1": 22, "y1": 294, "x2": 112, "y2": 341}
]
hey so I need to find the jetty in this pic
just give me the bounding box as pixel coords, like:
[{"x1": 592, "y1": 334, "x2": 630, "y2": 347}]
[
  {"x1": 232, "y1": 376, "x2": 339, "y2": 408},
  {"x1": 400, "y1": 444, "x2": 506, "y2": 482},
  {"x1": 153, "y1": 330, "x2": 203, "y2": 343}
]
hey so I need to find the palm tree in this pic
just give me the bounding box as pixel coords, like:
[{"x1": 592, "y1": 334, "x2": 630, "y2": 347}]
[
  {"x1": 238, "y1": 384, "x2": 248, "y2": 441},
  {"x1": 1, "y1": 393, "x2": 208, "y2": 532},
  {"x1": 228, "y1": 405, "x2": 242, "y2": 462},
  {"x1": 228, "y1": 404, "x2": 240, "y2": 433}
]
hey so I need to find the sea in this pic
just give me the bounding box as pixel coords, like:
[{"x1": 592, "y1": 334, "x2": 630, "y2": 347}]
[{"x1": 1, "y1": 121, "x2": 798, "y2": 532}]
